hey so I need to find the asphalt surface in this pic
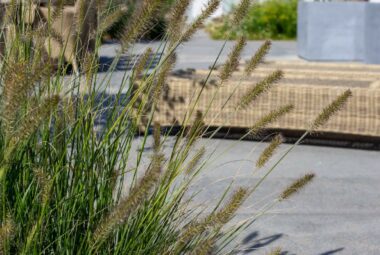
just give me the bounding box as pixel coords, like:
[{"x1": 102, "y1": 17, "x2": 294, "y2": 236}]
[{"x1": 99, "y1": 31, "x2": 380, "y2": 254}]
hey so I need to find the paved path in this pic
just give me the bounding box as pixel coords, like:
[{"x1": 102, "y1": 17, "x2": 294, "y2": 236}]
[
  {"x1": 192, "y1": 139, "x2": 380, "y2": 255},
  {"x1": 100, "y1": 32, "x2": 380, "y2": 254}
]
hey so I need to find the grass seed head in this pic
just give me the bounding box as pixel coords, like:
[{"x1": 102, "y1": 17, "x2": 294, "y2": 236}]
[
  {"x1": 219, "y1": 36, "x2": 247, "y2": 83},
  {"x1": 121, "y1": 0, "x2": 161, "y2": 50},
  {"x1": 245, "y1": 40, "x2": 271, "y2": 76},
  {"x1": 267, "y1": 247, "x2": 282, "y2": 255},
  {"x1": 92, "y1": 153, "x2": 164, "y2": 247},
  {"x1": 256, "y1": 134, "x2": 283, "y2": 168},
  {"x1": 11, "y1": 95, "x2": 60, "y2": 147},
  {"x1": 182, "y1": 0, "x2": 221, "y2": 42},
  {"x1": 186, "y1": 111, "x2": 205, "y2": 148},
  {"x1": 232, "y1": 0, "x2": 253, "y2": 26},
  {"x1": 213, "y1": 187, "x2": 248, "y2": 225},
  {"x1": 190, "y1": 237, "x2": 215, "y2": 255},
  {"x1": 249, "y1": 104, "x2": 294, "y2": 136},
  {"x1": 0, "y1": 214, "x2": 15, "y2": 250},
  {"x1": 311, "y1": 90, "x2": 352, "y2": 131},
  {"x1": 167, "y1": 0, "x2": 191, "y2": 45},
  {"x1": 154, "y1": 53, "x2": 176, "y2": 103},
  {"x1": 33, "y1": 168, "x2": 52, "y2": 205},
  {"x1": 176, "y1": 187, "x2": 247, "y2": 251},
  {"x1": 280, "y1": 173, "x2": 315, "y2": 201},
  {"x1": 153, "y1": 122, "x2": 161, "y2": 153},
  {"x1": 97, "y1": 7, "x2": 129, "y2": 36},
  {"x1": 239, "y1": 70, "x2": 283, "y2": 109},
  {"x1": 185, "y1": 146, "x2": 206, "y2": 175},
  {"x1": 134, "y1": 47, "x2": 153, "y2": 77}
]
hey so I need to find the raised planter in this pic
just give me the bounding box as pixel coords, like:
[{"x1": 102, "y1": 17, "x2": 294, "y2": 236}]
[{"x1": 297, "y1": 1, "x2": 366, "y2": 62}]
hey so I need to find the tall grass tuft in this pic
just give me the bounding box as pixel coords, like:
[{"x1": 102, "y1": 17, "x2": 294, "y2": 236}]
[{"x1": 0, "y1": 0, "x2": 351, "y2": 254}]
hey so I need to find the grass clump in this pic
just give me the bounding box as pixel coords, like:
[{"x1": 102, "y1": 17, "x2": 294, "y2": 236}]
[
  {"x1": 0, "y1": 0, "x2": 350, "y2": 254},
  {"x1": 207, "y1": 0, "x2": 298, "y2": 40}
]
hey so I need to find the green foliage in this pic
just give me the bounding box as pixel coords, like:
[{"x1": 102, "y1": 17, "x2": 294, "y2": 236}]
[{"x1": 207, "y1": 0, "x2": 298, "y2": 40}]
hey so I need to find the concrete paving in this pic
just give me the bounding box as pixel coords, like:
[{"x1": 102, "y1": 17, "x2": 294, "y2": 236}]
[
  {"x1": 192, "y1": 139, "x2": 380, "y2": 255},
  {"x1": 99, "y1": 32, "x2": 380, "y2": 254}
]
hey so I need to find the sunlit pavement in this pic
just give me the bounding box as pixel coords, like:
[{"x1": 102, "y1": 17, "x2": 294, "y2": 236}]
[{"x1": 101, "y1": 31, "x2": 380, "y2": 254}]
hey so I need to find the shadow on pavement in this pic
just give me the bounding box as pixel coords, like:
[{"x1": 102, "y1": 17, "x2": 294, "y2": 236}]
[
  {"x1": 98, "y1": 53, "x2": 161, "y2": 73},
  {"x1": 235, "y1": 231, "x2": 344, "y2": 255}
]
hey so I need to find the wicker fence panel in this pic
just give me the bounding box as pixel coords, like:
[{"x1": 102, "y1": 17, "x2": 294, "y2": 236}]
[{"x1": 155, "y1": 71, "x2": 380, "y2": 137}]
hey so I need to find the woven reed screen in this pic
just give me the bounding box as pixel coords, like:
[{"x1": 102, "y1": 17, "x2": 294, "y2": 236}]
[{"x1": 155, "y1": 61, "x2": 380, "y2": 137}]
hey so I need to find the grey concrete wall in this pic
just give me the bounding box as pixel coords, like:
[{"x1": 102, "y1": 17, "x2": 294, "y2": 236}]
[
  {"x1": 364, "y1": 4, "x2": 380, "y2": 64},
  {"x1": 298, "y1": 2, "x2": 366, "y2": 62}
]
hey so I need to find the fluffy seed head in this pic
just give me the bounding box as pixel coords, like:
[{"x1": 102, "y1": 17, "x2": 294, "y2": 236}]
[
  {"x1": 92, "y1": 153, "x2": 164, "y2": 247},
  {"x1": 11, "y1": 95, "x2": 60, "y2": 147},
  {"x1": 190, "y1": 237, "x2": 215, "y2": 255},
  {"x1": 249, "y1": 105, "x2": 294, "y2": 136},
  {"x1": 267, "y1": 247, "x2": 282, "y2": 255},
  {"x1": 154, "y1": 53, "x2": 176, "y2": 102},
  {"x1": 311, "y1": 90, "x2": 352, "y2": 130},
  {"x1": 185, "y1": 147, "x2": 206, "y2": 175},
  {"x1": 167, "y1": 0, "x2": 191, "y2": 45},
  {"x1": 280, "y1": 173, "x2": 315, "y2": 201},
  {"x1": 239, "y1": 70, "x2": 284, "y2": 109},
  {"x1": 134, "y1": 48, "x2": 153, "y2": 77},
  {"x1": 176, "y1": 187, "x2": 247, "y2": 250},
  {"x1": 256, "y1": 134, "x2": 283, "y2": 168},
  {"x1": 33, "y1": 168, "x2": 52, "y2": 204},
  {"x1": 1, "y1": 60, "x2": 48, "y2": 135},
  {"x1": 186, "y1": 111, "x2": 205, "y2": 148},
  {"x1": 213, "y1": 187, "x2": 248, "y2": 225},
  {"x1": 121, "y1": 0, "x2": 161, "y2": 50},
  {"x1": 182, "y1": 0, "x2": 221, "y2": 42},
  {"x1": 245, "y1": 40, "x2": 271, "y2": 76},
  {"x1": 219, "y1": 36, "x2": 247, "y2": 83},
  {"x1": 153, "y1": 122, "x2": 161, "y2": 153},
  {"x1": 97, "y1": 6, "x2": 128, "y2": 36},
  {"x1": 232, "y1": 0, "x2": 252, "y2": 26},
  {"x1": 0, "y1": 214, "x2": 15, "y2": 250}
]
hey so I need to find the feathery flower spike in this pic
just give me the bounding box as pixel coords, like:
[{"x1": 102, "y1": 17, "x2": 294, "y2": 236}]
[
  {"x1": 182, "y1": 0, "x2": 221, "y2": 42},
  {"x1": 121, "y1": 0, "x2": 161, "y2": 50},
  {"x1": 167, "y1": 0, "x2": 191, "y2": 45},
  {"x1": 134, "y1": 48, "x2": 153, "y2": 77},
  {"x1": 175, "y1": 187, "x2": 248, "y2": 251},
  {"x1": 239, "y1": 70, "x2": 283, "y2": 109},
  {"x1": 185, "y1": 147, "x2": 206, "y2": 175},
  {"x1": 153, "y1": 122, "x2": 161, "y2": 153},
  {"x1": 249, "y1": 105, "x2": 294, "y2": 136},
  {"x1": 220, "y1": 36, "x2": 247, "y2": 83},
  {"x1": 256, "y1": 134, "x2": 283, "y2": 168},
  {"x1": 245, "y1": 40, "x2": 271, "y2": 76},
  {"x1": 266, "y1": 247, "x2": 282, "y2": 255},
  {"x1": 92, "y1": 153, "x2": 164, "y2": 246},
  {"x1": 0, "y1": 214, "x2": 15, "y2": 251},
  {"x1": 232, "y1": 0, "x2": 253, "y2": 26},
  {"x1": 311, "y1": 90, "x2": 352, "y2": 130},
  {"x1": 280, "y1": 173, "x2": 315, "y2": 201}
]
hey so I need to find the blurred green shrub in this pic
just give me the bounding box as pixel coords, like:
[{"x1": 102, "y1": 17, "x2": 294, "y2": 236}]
[{"x1": 207, "y1": 0, "x2": 298, "y2": 40}]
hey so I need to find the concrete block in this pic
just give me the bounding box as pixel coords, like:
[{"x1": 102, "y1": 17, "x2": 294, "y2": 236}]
[
  {"x1": 298, "y1": 2, "x2": 366, "y2": 62},
  {"x1": 364, "y1": 4, "x2": 380, "y2": 64}
]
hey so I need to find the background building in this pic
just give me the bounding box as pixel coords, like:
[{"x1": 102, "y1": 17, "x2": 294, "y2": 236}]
[{"x1": 187, "y1": 0, "x2": 240, "y2": 21}]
